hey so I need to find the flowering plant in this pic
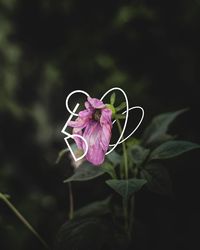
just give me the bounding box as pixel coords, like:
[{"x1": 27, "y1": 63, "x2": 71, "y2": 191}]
[
  {"x1": 54, "y1": 89, "x2": 200, "y2": 250},
  {"x1": 1, "y1": 89, "x2": 199, "y2": 250}
]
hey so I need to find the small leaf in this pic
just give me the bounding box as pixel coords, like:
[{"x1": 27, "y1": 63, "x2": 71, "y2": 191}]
[
  {"x1": 140, "y1": 163, "x2": 172, "y2": 195},
  {"x1": 149, "y1": 140, "x2": 200, "y2": 160},
  {"x1": 142, "y1": 109, "x2": 187, "y2": 146},
  {"x1": 106, "y1": 178, "x2": 147, "y2": 200},
  {"x1": 110, "y1": 92, "x2": 116, "y2": 105},
  {"x1": 55, "y1": 148, "x2": 69, "y2": 164},
  {"x1": 74, "y1": 196, "x2": 111, "y2": 219},
  {"x1": 115, "y1": 102, "x2": 126, "y2": 112},
  {"x1": 115, "y1": 114, "x2": 126, "y2": 120},
  {"x1": 56, "y1": 144, "x2": 78, "y2": 164},
  {"x1": 63, "y1": 161, "x2": 105, "y2": 183}
]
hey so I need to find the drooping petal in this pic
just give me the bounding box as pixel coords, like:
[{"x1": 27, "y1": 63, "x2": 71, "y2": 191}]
[
  {"x1": 87, "y1": 97, "x2": 105, "y2": 109},
  {"x1": 84, "y1": 101, "x2": 94, "y2": 111},
  {"x1": 99, "y1": 108, "x2": 112, "y2": 151},
  {"x1": 68, "y1": 117, "x2": 86, "y2": 128},
  {"x1": 100, "y1": 123, "x2": 112, "y2": 152},
  {"x1": 78, "y1": 109, "x2": 92, "y2": 118},
  {"x1": 68, "y1": 110, "x2": 92, "y2": 150},
  {"x1": 100, "y1": 108, "x2": 112, "y2": 126},
  {"x1": 82, "y1": 121, "x2": 106, "y2": 165},
  {"x1": 68, "y1": 109, "x2": 91, "y2": 128},
  {"x1": 86, "y1": 143, "x2": 105, "y2": 165},
  {"x1": 72, "y1": 127, "x2": 83, "y2": 149}
]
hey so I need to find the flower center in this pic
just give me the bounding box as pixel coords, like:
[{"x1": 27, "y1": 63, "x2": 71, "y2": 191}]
[{"x1": 93, "y1": 109, "x2": 101, "y2": 121}]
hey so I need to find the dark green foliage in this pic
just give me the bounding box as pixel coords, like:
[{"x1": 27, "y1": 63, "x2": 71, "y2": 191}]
[
  {"x1": 149, "y1": 140, "x2": 200, "y2": 160},
  {"x1": 55, "y1": 217, "x2": 117, "y2": 250},
  {"x1": 142, "y1": 109, "x2": 187, "y2": 146},
  {"x1": 140, "y1": 163, "x2": 173, "y2": 196},
  {"x1": 63, "y1": 150, "x2": 120, "y2": 182},
  {"x1": 106, "y1": 179, "x2": 147, "y2": 200},
  {"x1": 63, "y1": 161, "x2": 106, "y2": 182},
  {"x1": 73, "y1": 196, "x2": 112, "y2": 219}
]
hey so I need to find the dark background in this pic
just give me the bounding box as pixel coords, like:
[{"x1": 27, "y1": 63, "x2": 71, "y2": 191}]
[{"x1": 0, "y1": 0, "x2": 200, "y2": 249}]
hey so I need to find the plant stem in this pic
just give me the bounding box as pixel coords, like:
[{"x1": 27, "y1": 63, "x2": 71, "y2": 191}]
[
  {"x1": 123, "y1": 197, "x2": 129, "y2": 235},
  {"x1": 129, "y1": 195, "x2": 135, "y2": 237},
  {"x1": 111, "y1": 169, "x2": 117, "y2": 179},
  {"x1": 116, "y1": 119, "x2": 129, "y2": 235},
  {"x1": 68, "y1": 182, "x2": 74, "y2": 220},
  {"x1": 0, "y1": 193, "x2": 49, "y2": 249},
  {"x1": 116, "y1": 119, "x2": 128, "y2": 179}
]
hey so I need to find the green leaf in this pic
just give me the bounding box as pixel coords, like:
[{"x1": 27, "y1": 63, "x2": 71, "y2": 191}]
[
  {"x1": 140, "y1": 163, "x2": 172, "y2": 195},
  {"x1": 142, "y1": 109, "x2": 187, "y2": 146},
  {"x1": 149, "y1": 140, "x2": 200, "y2": 160},
  {"x1": 106, "y1": 178, "x2": 147, "y2": 200},
  {"x1": 115, "y1": 114, "x2": 126, "y2": 120},
  {"x1": 55, "y1": 148, "x2": 69, "y2": 164},
  {"x1": 128, "y1": 144, "x2": 150, "y2": 166},
  {"x1": 106, "y1": 150, "x2": 121, "y2": 166},
  {"x1": 115, "y1": 102, "x2": 126, "y2": 112},
  {"x1": 101, "y1": 162, "x2": 117, "y2": 179},
  {"x1": 55, "y1": 217, "x2": 116, "y2": 250},
  {"x1": 56, "y1": 144, "x2": 78, "y2": 164},
  {"x1": 74, "y1": 196, "x2": 111, "y2": 219},
  {"x1": 126, "y1": 138, "x2": 140, "y2": 147},
  {"x1": 63, "y1": 161, "x2": 106, "y2": 183},
  {"x1": 63, "y1": 150, "x2": 120, "y2": 183},
  {"x1": 110, "y1": 92, "x2": 116, "y2": 105}
]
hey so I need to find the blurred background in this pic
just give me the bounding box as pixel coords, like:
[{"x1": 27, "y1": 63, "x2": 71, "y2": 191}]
[{"x1": 0, "y1": 0, "x2": 200, "y2": 249}]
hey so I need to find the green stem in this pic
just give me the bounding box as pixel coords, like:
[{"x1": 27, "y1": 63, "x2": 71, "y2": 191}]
[
  {"x1": 0, "y1": 193, "x2": 49, "y2": 249},
  {"x1": 116, "y1": 119, "x2": 128, "y2": 179},
  {"x1": 68, "y1": 182, "x2": 74, "y2": 220},
  {"x1": 129, "y1": 195, "x2": 135, "y2": 237},
  {"x1": 123, "y1": 198, "x2": 129, "y2": 234},
  {"x1": 110, "y1": 170, "x2": 117, "y2": 179},
  {"x1": 116, "y1": 119, "x2": 129, "y2": 235}
]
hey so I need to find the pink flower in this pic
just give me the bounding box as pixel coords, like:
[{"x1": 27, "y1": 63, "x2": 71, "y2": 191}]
[{"x1": 68, "y1": 97, "x2": 112, "y2": 165}]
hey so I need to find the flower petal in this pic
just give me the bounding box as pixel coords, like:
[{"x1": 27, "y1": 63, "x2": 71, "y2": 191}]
[
  {"x1": 68, "y1": 109, "x2": 91, "y2": 128},
  {"x1": 79, "y1": 109, "x2": 92, "y2": 118},
  {"x1": 99, "y1": 109, "x2": 112, "y2": 151},
  {"x1": 72, "y1": 127, "x2": 83, "y2": 149},
  {"x1": 84, "y1": 101, "x2": 94, "y2": 111},
  {"x1": 82, "y1": 119, "x2": 112, "y2": 165},
  {"x1": 100, "y1": 124, "x2": 112, "y2": 152},
  {"x1": 87, "y1": 97, "x2": 105, "y2": 109},
  {"x1": 100, "y1": 108, "x2": 112, "y2": 126},
  {"x1": 82, "y1": 121, "x2": 105, "y2": 165},
  {"x1": 86, "y1": 144, "x2": 105, "y2": 165},
  {"x1": 68, "y1": 117, "x2": 86, "y2": 128}
]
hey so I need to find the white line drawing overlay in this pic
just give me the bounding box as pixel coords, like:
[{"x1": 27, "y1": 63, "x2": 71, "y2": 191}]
[{"x1": 61, "y1": 87, "x2": 144, "y2": 162}]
